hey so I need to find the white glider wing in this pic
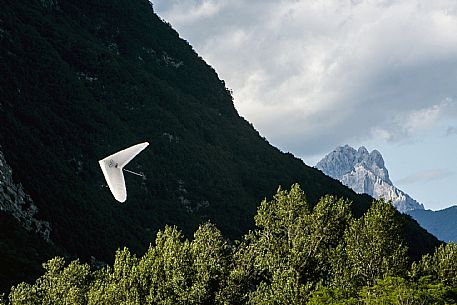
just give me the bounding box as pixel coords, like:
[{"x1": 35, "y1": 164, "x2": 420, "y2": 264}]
[{"x1": 99, "y1": 142, "x2": 149, "y2": 202}]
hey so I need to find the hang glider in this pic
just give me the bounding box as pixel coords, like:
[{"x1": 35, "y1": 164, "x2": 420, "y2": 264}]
[{"x1": 99, "y1": 142, "x2": 149, "y2": 202}]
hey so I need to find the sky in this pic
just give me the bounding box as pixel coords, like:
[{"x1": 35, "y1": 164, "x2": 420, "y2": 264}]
[{"x1": 153, "y1": 0, "x2": 457, "y2": 210}]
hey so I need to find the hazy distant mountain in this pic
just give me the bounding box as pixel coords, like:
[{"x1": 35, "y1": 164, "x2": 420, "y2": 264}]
[
  {"x1": 316, "y1": 145, "x2": 424, "y2": 213},
  {"x1": 408, "y1": 206, "x2": 457, "y2": 243}
]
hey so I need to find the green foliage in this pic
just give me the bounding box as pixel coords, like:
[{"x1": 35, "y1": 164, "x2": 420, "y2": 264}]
[
  {"x1": 429, "y1": 243, "x2": 457, "y2": 286},
  {"x1": 87, "y1": 248, "x2": 142, "y2": 305},
  {"x1": 358, "y1": 276, "x2": 457, "y2": 305},
  {"x1": 309, "y1": 276, "x2": 457, "y2": 305},
  {"x1": 3, "y1": 184, "x2": 457, "y2": 304},
  {"x1": 359, "y1": 277, "x2": 423, "y2": 304},
  {"x1": 308, "y1": 286, "x2": 358, "y2": 305},
  {"x1": 9, "y1": 257, "x2": 91, "y2": 305},
  {"x1": 190, "y1": 222, "x2": 230, "y2": 304},
  {"x1": 411, "y1": 243, "x2": 457, "y2": 286},
  {"x1": 225, "y1": 184, "x2": 353, "y2": 304},
  {"x1": 340, "y1": 199, "x2": 408, "y2": 288},
  {"x1": 87, "y1": 223, "x2": 230, "y2": 305}
]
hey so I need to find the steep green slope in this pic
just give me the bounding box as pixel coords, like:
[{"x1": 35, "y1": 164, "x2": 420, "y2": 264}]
[
  {"x1": 0, "y1": 0, "x2": 439, "y2": 290},
  {"x1": 0, "y1": 212, "x2": 58, "y2": 292}
]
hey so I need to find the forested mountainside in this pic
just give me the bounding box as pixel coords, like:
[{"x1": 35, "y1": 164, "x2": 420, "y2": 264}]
[{"x1": 0, "y1": 0, "x2": 439, "y2": 291}]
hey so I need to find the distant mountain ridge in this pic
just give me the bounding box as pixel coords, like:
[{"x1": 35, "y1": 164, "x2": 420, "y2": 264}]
[
  {"x1": 408, "y1": 206, "x2": 457, "y2": 243},
  {"x1": 316, "y1": 145, "x2": 424, "y2": 213}
]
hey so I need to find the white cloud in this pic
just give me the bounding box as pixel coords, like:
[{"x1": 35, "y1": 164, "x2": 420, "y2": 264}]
[
  {"x1": 154, "y1": 0, "x2": 457, "y2": 156},
  {"x1": 371, "y1": 98, "x2": 457, "y2": 142},
  {"x1": 396, "y1": 168, "x2": 455, "y2": 185},
  {"x1": 153, "y1": 0, "x2": 225, "y2": 24}
]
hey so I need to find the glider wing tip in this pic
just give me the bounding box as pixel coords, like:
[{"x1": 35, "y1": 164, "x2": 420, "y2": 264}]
[{"x1": 115, "y1": 195, "x2": 127, "y2": 203}]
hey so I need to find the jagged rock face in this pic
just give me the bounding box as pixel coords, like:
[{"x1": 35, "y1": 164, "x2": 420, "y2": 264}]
[
  {"x1": 0, "y1": 150, "x2": 51, "y2": 242},
  {"x1": 316, "y1": 145, "x2": 424, "y2": 213},
  {"x1": 39, "y1": 0, "x2": 59, "y2": 10}
]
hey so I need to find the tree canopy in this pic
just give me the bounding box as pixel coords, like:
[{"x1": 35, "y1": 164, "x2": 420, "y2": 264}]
[{"x1": 3, "y1": 184, "x2": 456, "y2": 304}]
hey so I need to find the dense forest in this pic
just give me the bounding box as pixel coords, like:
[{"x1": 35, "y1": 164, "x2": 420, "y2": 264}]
[{"x1": 1, "y1": 184, "x2": 456, "y2": 304}]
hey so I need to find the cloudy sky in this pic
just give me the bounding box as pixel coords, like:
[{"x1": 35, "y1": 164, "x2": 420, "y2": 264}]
[{"x1": 153, "y1": 0, "x2": 457, "y2": 210}]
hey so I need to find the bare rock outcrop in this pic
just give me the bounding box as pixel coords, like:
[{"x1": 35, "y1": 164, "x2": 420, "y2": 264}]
[
  {"x1": 316, "y1": 145, "x2": 424, "y2": 213},
  {"x1": 0, "y1": 149, "x2": 51, "y2": 241}
]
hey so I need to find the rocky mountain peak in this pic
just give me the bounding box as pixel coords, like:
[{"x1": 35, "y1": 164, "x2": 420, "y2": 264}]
[
  {"x1": 367, "y1": 148, "x2": 383, "y2": 165},
  {"x1": 316, "y1": 145, "x2": 424, "y2": 213},
  {"x1": 357, "y1": 145, "x2": 369, "y2": 156},
  {"x1": 317, "y1": 145, "x2": 390, "y2": 183}
]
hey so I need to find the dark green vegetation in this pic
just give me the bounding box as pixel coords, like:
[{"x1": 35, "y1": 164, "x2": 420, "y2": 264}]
[
  {"x1": 0, "y1": 0, "x2": 439, "y2": 292},
  {"x1": 0, "y1": 212, "x2": 57, "y2": 292},
  {"x1": 408, "y1": 206, "x2": 457, "y2": 243},
  {"x1": 2, "y1": 185, "x2": 457, "y2": 304}
]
